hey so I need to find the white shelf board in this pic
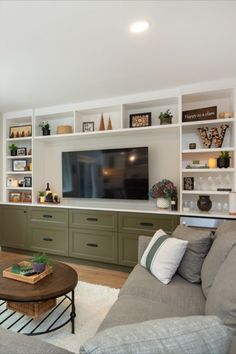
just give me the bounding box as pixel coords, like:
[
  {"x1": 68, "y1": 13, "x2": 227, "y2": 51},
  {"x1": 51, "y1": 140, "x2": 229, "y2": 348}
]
[
  {"x1": 6, "y1": 187, "x2": 32, "y2": 190},
  {"x1": 6, "y1": 171, "x2": 32, "y2": 175},
  {"x1": 6, "y1": 137, "x2": 32, "y2": 142},
  {"x1": 6, "y1": 155, "x2": 32, "y2": 159},
  {"x1": 182, "y1": 190, "x2": 230, "y2": 195},
  {"x1": 34, "y1": 124, "x2": 180, "y2": 141},
  {"x1": 182, "y1": 147, "x2": 234, "y2": 154},
  {"x1": 182, "y1": 117, "x2": 234, "y2": 127},
  {"x1": 181, "y1": 210, "x2": 234, "y2": 219},
  {"x1": 182, "y1": 168, "x2": 234, "y2": 173}
]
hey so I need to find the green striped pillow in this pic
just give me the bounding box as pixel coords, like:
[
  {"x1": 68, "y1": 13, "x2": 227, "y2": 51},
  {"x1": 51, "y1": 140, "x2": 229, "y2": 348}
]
[{"x1": 141, "y1": 229, "x2": 188, "y2": 284}]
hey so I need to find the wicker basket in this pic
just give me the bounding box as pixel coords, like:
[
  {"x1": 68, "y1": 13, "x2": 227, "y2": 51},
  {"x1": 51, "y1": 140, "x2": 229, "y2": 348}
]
[
  {"x1": 7, "y1": 299, "x2": 56, "y2": 319},
  {"x1": 56, "y1": 125, "x2": 73, "y2": 134}
]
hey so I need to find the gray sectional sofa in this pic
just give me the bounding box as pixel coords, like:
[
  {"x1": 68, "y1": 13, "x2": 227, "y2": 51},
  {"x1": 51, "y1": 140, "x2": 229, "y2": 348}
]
[{"x1": 0, "y1": 221, "x2": 236, "y2": 354}]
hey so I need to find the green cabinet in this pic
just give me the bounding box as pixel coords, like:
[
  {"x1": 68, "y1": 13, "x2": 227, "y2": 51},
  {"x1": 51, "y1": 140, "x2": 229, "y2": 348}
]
[
  {"x1": 118, "y1": 213, "x2": 180, "y2": 266},
  {"x1": 69, "y1": 209, "x2": 117, "y2": 231},
  {"x1": 1, "y1": 205, "x2": 28, "y2": 249}
]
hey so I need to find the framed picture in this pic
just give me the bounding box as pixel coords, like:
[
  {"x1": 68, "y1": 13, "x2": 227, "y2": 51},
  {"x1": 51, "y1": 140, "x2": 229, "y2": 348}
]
[
  {"x1": 129, "y1": 112, "x2": 151, "y2": 128},
  {"x1": 183, "y1": 177, "x2": 194, "y2": 190},
  {"x1": 83, "y1": 122, "x2": 94, "y2": 132},
  {"x1": 12, "y1": 159, "x2": 27, "y2": 172},
  {"x1": 17, "y1": 147, "x2": 27, "y2": 156},
  {"x1": 24, "y1": 176, "x2": 32, "y2": 187},
  {"x1": 9, "y1": 125, "x2": 32, "y2": 139},
  {"x1": 9, "y1": 192, "x2": 21, "y2": 203},
  {"x1": 22, "y1": 192, "x2": 32, "y2": 203}
]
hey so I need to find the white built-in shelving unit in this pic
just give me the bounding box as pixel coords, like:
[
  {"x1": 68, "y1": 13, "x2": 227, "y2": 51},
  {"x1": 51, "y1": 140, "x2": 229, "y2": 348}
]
[{"x1": 1, "y1": 80, "x2": 236, "y2": 218}]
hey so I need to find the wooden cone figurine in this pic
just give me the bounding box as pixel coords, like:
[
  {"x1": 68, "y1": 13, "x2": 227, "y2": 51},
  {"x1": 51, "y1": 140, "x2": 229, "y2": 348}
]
[
  {"x1": 107, "y1": 116, "x2": 112, "y2": 130},
  {"x1": 99, "y1": 113, "x2": 105, "y2": 131}
]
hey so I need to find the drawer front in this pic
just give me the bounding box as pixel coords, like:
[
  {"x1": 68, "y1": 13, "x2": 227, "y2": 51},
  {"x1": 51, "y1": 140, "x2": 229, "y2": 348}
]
[
  {"x1": 28, "y1": 225, "x2": 68, "y2": 256},
  {"x1": 119, "y1": 213, "x2": 179, "y2": 234},
  {"x1": 69, "y1": 228, "x2": 118, "y2": 264},
  {"x1": 69, "y1": 210, "x2": 117, "y2": 231},
  {"x1": 29, "y1": 207, "x2": 68, "y2": 227}
]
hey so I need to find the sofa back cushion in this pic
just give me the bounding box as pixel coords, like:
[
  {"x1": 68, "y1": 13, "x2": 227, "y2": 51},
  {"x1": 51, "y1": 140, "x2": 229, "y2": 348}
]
[
  {"x1": 205, "y1": 245, "x2": 236, "y2": 331},
  {"x1": 173, "y1": 225, "x2": 212, "y2": 283},
  {"x1": 201, "y1": 221, "x2": 236, "y2": 297}
]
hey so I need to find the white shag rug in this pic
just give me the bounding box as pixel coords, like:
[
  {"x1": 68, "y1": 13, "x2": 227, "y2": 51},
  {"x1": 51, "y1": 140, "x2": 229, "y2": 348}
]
[{"x1": 42, "y1": 281, "x2": 119, "y2": 353}]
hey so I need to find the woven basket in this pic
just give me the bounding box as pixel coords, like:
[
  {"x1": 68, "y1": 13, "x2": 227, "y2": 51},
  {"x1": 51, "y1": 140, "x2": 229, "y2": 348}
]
[
  {"x1": 56, "y1": 125, "x2": 73, "y2": 134},
  {"x1": 7, "y1": 299, "x2": 56, "y2": 319}
]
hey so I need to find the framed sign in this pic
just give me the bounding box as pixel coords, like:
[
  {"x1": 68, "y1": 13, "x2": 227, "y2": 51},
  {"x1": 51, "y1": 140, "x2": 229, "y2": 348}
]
[
  {"x1": 24, "y1": 176, "x2": 32, "y2": 187},
  {"x1": 183, "y1": 177, "x2": 194, "y2": 190},
  {"x1": 83, "y1": 122, "x2": 94, "y2": 132},
  {"x1": 12, "y1": 159, "x2": 27, "y2": 172},
  {"x1": 9, "y1": 125, "x2": 32, "y2": 139},
  {"x1": 129, "y1": 112, "x2": 151, "y2": 128},
  {"x1": 17, "y1": 147, "x2": 27, "y2": 156},
  {"x1": 182, "y1": 106, "x2": 217, "y2": 123}
]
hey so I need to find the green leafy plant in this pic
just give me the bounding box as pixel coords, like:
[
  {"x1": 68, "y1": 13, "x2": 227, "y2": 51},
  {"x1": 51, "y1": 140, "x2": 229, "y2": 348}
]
[
  {"x1": 8, "y1": 143, "x2": 17, "y2": 152},
  {"x1": 33, "y1": 253, "x2": 48, "y2": 264},
  {"x1": 219, "y1": 151, "x2": 231, "y2": 159},
  {"x1": 39, "y1": 121, "x2": 50, "y2": 130},
  {"x1": 158, "y1": 109, "x2": 173, "y2": 120},
  {"x1": 38, "y1": 191, "x2": 45, "y2": 197}
]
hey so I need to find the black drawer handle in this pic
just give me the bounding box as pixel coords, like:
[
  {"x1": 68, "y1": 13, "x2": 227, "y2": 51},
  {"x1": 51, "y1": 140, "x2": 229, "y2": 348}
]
[
  {"x1": 43, "y1": 237, "x2": 53, "y2": 242},
  {"x1": 43, "y1": 214, "x2": 53, "y2": 218},
  {"x1": 87, "y1": 243, "x2": 98, "y2": 247},
  {"x1": 87, "y1": 217, "x2": 98, "y2": 222},
  {"x1": 140, "y1": 222, "x2": 154, "y2": 227}
]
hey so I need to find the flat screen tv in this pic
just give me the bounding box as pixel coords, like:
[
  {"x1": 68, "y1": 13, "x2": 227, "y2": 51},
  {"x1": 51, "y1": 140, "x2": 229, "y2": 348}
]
[{"x1": 62, "y1": 147, "x2": 149, "y2": 200}]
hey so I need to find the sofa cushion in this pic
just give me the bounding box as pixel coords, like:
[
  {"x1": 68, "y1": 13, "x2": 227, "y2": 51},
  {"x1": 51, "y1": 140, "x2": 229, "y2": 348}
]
[
  {"x1": 201, "y1": 221, "x2": 236, "y2": 297},
  {"x1": 206, "y1": 245, "x2": 236, "y2": 331},
  {"x1": 173, "y1": 225, "x2": 212, "y2": 283},
  {"x1": 0, "y1": 327, "x2": 73, "y2": 354},
  {"x1": 81, "y1": 316, "x2": 233, "y2": 354},
  {"x1": 140, "y1": 229, "x2": 188, "y2": 284}
]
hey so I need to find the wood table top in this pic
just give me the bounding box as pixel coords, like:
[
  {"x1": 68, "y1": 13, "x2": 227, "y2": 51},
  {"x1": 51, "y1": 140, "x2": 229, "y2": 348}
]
[{"x1": 0, "y1": 259, "x2": 78, "y2": 302}]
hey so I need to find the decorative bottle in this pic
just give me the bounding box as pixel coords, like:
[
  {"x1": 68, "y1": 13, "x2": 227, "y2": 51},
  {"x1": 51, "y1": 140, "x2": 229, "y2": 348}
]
[{"x1": 171, "y1": 193, "x2": 178, "y2": 211}]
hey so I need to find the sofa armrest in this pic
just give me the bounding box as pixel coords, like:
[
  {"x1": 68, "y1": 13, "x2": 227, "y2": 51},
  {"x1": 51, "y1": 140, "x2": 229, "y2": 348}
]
[{"x1": 138, "y1": 235, "x2": 152, "y2": 263}]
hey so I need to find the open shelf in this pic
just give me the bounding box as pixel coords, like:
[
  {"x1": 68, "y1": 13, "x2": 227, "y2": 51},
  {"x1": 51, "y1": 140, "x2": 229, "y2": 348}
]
[
  {"x1": 182, "y1": 168, "x2": 234, "y2": 173},
  {"x1": 6, "y1": 187, "x2": 33, "y2": 191},
  {"x1": 182, "y1": 147, "x2": 234, "y2": 154},
  {"x1": 182, "y1": 117, "x2": 234, "y2": 127},
  {"x1": 182, "y1": 190, "x2": 230, "y2": 195}
]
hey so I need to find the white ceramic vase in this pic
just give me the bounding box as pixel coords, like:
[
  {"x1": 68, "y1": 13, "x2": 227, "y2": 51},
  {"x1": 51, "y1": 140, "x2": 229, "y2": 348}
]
[{"x1": 156, "y1": 198, "x2": 170, "y2": 209}]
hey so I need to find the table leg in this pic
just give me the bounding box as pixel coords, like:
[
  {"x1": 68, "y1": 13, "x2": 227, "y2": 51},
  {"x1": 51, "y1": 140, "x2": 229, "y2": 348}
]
[{"x1": 71, "y1": 290, "x2": 76, "y2": 334}]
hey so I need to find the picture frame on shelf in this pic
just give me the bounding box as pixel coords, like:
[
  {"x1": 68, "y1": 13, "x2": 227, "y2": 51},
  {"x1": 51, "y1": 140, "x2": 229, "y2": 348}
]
[
  {"x1": 83, "y1": 122, "x2": 94, "y2": 132},
  {"x1": 129, "y1": 112, "x2": 151, "y2": 128},
  {"x1": 9, "y1": 192, "x2": 21, "y2": 203},
  {"x1": 12, "y1": 159, "x2": 27, "y2": 172},
  {"x1": 9, "y1": 125, "x2": 32, "y2": 139},
  {"x1": 183, "y1": 177, "x2": 194, "y2": 190},
  {"x1": 24, "y1": 176, "x2": 32, "y2": 187},
  {"x1": 17, "y1": 147, "x2": 27, "y2": 156},
  {"x1": 22, "y1": 192, "x2": 32, "y2": 203}
]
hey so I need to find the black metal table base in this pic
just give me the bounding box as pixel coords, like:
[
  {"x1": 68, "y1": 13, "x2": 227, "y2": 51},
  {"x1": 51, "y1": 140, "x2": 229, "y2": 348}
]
[{"x1": 0, "y1": 290, "x2": 76, "y2": 336}]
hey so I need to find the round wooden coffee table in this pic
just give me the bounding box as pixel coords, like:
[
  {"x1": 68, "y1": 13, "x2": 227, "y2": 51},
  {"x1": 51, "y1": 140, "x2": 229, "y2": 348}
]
[{"x1": 0, "y1": 259, "x2": 78, "y2": 336}]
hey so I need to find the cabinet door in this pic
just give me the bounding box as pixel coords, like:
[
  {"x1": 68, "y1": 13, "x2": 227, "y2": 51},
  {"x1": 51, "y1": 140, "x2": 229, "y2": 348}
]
[
  {"x1": 1, "y1": 206, "x2": 28, "y2": 249},
  {"x1": 29, "y1": 207, "x2": 68, "y2": 227},
  {"x1": 69, "y1": 228, "x2": 118, "y2": 264}
]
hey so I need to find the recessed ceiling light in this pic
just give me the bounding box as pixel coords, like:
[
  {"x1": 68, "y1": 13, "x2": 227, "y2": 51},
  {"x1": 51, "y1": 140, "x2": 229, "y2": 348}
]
[{"x1": 130, "y1": 21, "x2": 149, "y2": 33}]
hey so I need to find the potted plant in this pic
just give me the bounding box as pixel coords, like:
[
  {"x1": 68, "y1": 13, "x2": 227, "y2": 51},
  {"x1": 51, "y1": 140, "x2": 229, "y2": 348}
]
[
  {"x1": 38, "y1": 191, "x2": 45, "y2": 203},
  {"x1": 39, "y1": 121, "x2": 50, "y2": 136},
  {"x1": 9, "y1": 143, "x2": 17, "y2": 156},
  {"x1": 32, "y1": 253, "x2": 48, "y2": 273},
  {"x1": 158, "y1": 109, "x2": 173, "y2": 125},
  {"x1": 217, "y1": 151, "x2": 231, "y2": 168},
  {"x1": 150, "y1": 179, "x2": 177, "y2": 209}
]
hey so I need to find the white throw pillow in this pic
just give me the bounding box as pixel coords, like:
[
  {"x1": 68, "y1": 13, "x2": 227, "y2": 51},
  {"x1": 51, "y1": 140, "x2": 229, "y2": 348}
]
[{"x1": 141, "y1": 229, "x2": 188, "y2": 284}]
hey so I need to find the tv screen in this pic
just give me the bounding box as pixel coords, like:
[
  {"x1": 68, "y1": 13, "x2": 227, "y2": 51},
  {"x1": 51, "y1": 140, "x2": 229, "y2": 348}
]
[{"x1": 62, "y1": 147, "x2": 149, "y2": 200}]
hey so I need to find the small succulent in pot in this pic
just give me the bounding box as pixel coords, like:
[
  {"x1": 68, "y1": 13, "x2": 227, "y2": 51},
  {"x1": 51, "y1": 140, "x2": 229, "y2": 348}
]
[
  {"x1": 32, "y1": 253, "x2": 48, "y2": 273},
  {"x1": 9, "y1": 143, "x2": 17, "y2": 156},
  {"x1": 39, "y1": 121, "x2": 50, "y2": 136},
  {"x1": 217, "y1": 151, "x2": 231, "y2": 168},
  {"x1": 158, "y1": 109, "x2": 173, "y2": 125}
]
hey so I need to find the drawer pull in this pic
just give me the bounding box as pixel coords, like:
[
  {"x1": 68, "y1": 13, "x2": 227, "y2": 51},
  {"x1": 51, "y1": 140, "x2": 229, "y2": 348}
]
[
  {"x1": 140, "y1": 222, "x2": 154, "y2": 227},
  {"x1": 87, "y1": 243, "x2": 98, "y2": 247},
  {"x1": 43, "y1": 214, "x2": 53, "y2": 218},
  {"x1": 43, "y1": 237, "x2": 53, "y2": 242},
  {"x1": 87, "y1": 217, "x2": 98, "y2": 222}
]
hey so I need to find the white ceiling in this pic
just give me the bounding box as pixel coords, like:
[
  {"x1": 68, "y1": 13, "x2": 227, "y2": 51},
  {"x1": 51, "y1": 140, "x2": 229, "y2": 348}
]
[{"x1": 1, "y1": 0, "x2": 236, "y2": 113}]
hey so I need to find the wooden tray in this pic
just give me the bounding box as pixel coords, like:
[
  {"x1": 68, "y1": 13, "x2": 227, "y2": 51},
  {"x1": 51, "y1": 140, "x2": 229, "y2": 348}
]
[{"x1": 3, "y1": 261, "x2": 53, "y2": 284}]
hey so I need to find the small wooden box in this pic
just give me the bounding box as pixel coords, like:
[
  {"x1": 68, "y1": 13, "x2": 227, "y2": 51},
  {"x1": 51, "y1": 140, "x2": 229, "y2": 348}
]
[
  {"x1": 56, "y1": 125, "x2": 73, "y2": 134},
  {"x1": 7, "y1": 299, "x2": 56, "y2": 319}
]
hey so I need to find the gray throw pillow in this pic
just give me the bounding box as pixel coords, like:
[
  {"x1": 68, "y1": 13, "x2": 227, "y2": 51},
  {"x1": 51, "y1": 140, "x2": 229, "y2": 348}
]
[
  {"x1": 206, "y1": 245, "x2": 236, "y2": 331},
  {"x1": 80, "y1": 316, "x2": 232, "y2": 354},
  {"x1": 201, "y1": 221, "x2": 236, "y2": 297},
  {"x1": 172, "y1": 225, "x2": 212, "y2": 283}
]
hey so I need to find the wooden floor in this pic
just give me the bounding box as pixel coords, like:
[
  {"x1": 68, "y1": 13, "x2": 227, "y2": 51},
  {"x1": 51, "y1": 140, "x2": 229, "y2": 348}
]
[{"x1": 0, "y1": 251, "x2": 129, "y2": 289}]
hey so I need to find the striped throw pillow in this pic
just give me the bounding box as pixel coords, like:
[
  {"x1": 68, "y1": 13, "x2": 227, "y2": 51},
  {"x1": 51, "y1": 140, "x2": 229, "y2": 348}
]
[{"x1": 141, "y1": 229, "x2": 188, "y2": 284}]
